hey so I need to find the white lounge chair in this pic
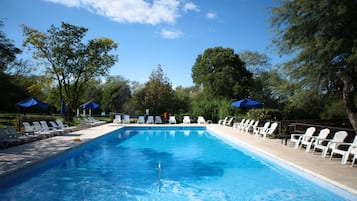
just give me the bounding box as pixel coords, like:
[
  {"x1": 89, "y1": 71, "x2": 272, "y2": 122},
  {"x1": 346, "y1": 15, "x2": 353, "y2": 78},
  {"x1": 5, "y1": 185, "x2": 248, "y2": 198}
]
[
  {"x1": 88, "y1": 117, "x2": 106, "y2": 125},
  {"x1": 6, "y1": 125, "x2": 37, "y2": 142},
  {"x1": 260, "y1": 122, "x2": 278, "y2": 138},
  {"x1": 238, "y1": 119, "x2": 251, "y2": 131},
  {"x1": 47, "y1": 121, "x2": 66, "y2": 134},
  {"x1": 146, "y1": 116, "x2": 154, "y2": 124},
  {"x1": 137, "y1": 116, "x2": 145, "y2": 124},
  {"x1": 23, "y1": 122, "x2": 36, "y2": 135},
  {"x1": 330, "y1": 135, "x2": 357, "y2": 165},
  {"x1": 249, "y1": 120, "x2": 259, "y2": 134},
  {"x1": 312, "y1": 131, "x2": 348, "y2": 158},
  {"x1": 218, "y1": 117, "x2": 229, "y2": 125},
  {"x1": 32, "y1": 121, "x2": 55, "y2": 137},
  {"x1": 123, "y1": 115, "x2": 130, "y2": 124},
  {"x1": 197, "y1": 116, "x2": 206, "y2": 124},
  {"x1": 40, "y1": 121, "x2": 62, "y2": 135},
  {"x1": 301, "y1": 128, "x2": 330, "y2": 152},
  {"x1": 113, "y1": 115, "x2": 122, "y2": 124},
  {"x1": 55, "y1": 120, "x2": 77, "y2": 132},
  {"x1": 233, "y1": 119, "x2": 245, "y2": 129},
  {"x1": 155, "y1": 116, "x2": 162, "y2": 124},
  {"x1": 224, "y1": 117, "x2": 235, "y2": 126},
  {"x1": 169, "y1": 116, "x2": 176, "y2": 124},
  {"x1": 183, "y1": 116, "x2": 191, "y2": 124},
  {"x1": 290, "y1": 127, "x2": 316, "y2": 149},
  {"x1": 244, "y1": 120, "x2": 256, "y2": 133},
  {"x1": 253, "y1": 121, "x2": 270, "y2": 136},
  {"x1": 0, "y1": 127, "x2": 20, "y2": 146}
]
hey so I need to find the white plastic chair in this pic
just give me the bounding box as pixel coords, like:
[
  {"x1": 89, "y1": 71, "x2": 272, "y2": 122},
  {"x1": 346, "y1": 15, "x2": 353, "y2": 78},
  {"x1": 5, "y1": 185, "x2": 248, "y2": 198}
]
[
  {"x1": 123, "y1": 115, "x2": 130, "y2": 124},
  {"x1": 113, "y1": 115, "x2": 122, "y2": 124},
  {"x1": 301, "y1": 128, "x2": 330, "y2": 152},
  {"x1": 56, "y1": 119, "x2": 77, "y2": 132},
  {"x1": 261, "y1": 122, "x2": 278, "y2": 138},
  {"x1": 312, "y1": 131, "x2": 348, "y2": 158},
  {"x1": 197, "y1": 116, "x2": 206, "y2": 124},
  {"x1": 233, "y1": 119, "x2": 245, "y2": 129},
  {"x1": 137, "y1": 116, "x2": 145, "y2": 124},
  {"x1": 146, "y1": 116, "x2": 154, "y2": 124},
  {"x1": 169, "y1": 116, "x2": 176, "y2": 124},
  {"x1": 253, "y1": 122, "x2": 270, "y2": 136},
  {"x1": 245, "y1": 120, "x2": 258, "y2": 133},
  {"x1": 155, "y1": 116, "x2": 162, "y2": 124},
  {"x1": 330, "y1": 135, "x2": 357, "y2": 165},
  {"x1": 183, "y1": 116, "x2": 191, "y2": 124},
  {"x1": 290, "y1": 127, "x2": 316, "y2": 149}
]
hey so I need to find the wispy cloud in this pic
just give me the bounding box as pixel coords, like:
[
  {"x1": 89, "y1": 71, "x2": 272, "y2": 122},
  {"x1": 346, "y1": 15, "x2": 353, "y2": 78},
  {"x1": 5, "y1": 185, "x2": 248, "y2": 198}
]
[
  {"x1": 206, "y1": 10, "x2": 217, "y2": 19},
  {"x1": 45, "y1": 0, "x2": 181, "y2": 25},
  {"x1": 160, "y1": 28, "x2": 183, "y2": 39},
  {"x1": 183, "y1": 2, "x2": 200, "y2": 12}
]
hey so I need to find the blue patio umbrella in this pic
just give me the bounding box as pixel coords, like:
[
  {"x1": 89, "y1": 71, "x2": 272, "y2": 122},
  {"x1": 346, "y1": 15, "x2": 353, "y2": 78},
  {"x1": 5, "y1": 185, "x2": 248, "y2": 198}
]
[
  {"x1": 60, "y1": 99, "x2": 67, "y2": 116},
  {"x1": 82, "y1": 101, "x2": 99, "y2": 109},
  {"x1": 82, "y1": 101, "x2": 99, "y2": 116},
  {"x1": 231, "y1": 98, "x2": 263, "y2": 108},
  {"x1": 16, "y1": 97, "x2": 49, "y2": 109}
]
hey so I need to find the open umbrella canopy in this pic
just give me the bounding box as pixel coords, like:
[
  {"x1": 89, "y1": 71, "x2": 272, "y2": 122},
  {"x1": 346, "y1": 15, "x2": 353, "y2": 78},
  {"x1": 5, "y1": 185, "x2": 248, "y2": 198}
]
[
  {"x1": 16, "y1": 97, "x2": 49, "y2": 109},
  {"x1": 60, "y1": 99, "x2": 67, "y2": 115},
  {"x1": 82, "y1": 101, "x2": 99, "y2": 109},
  {"x1": 232, "y1": 98, "x2": 263, "y2": 108}
]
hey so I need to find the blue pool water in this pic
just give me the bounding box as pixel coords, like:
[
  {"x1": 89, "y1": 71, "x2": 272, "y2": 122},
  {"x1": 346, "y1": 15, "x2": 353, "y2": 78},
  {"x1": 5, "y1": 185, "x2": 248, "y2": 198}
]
[{"x1": 0, "y1": 126, "x2": 353, "y2": 200}]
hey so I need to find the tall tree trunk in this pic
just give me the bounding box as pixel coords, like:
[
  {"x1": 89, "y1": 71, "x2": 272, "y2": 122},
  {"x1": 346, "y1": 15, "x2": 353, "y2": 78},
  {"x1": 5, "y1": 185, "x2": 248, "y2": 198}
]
[{"x1": 341, "y1": 73, "x2": 357, "y2": 132}]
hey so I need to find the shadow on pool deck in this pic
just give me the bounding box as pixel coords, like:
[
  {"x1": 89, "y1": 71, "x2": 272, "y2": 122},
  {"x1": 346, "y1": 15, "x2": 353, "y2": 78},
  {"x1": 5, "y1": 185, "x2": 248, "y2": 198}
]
[{"x1": 0, "y1": 123, "x2": 356, "y2": 197}]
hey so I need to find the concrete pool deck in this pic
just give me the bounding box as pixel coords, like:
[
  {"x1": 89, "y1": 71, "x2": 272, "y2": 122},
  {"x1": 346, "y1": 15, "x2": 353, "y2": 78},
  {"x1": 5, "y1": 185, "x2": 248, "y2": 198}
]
[{"x1": 0, "y1": 123, "x2": 356, "y2": 197}]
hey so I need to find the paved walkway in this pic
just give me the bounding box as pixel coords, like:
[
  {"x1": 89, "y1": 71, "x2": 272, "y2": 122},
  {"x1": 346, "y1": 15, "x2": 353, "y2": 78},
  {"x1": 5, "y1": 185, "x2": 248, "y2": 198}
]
[
  {"x1": 0, "y1": 123, "x2": 356, "y2": 198},
  {"x1": 0, "y1": 124, "x2": 123, "y2": 177}
]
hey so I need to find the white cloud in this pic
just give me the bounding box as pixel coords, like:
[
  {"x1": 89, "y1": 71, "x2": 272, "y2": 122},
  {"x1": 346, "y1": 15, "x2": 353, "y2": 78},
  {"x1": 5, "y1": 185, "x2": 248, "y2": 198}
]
[
  {"x1": 45, "y1": 0, "x2": 181, "y2": 25},
  {"x1": 160, "y1": 28, "x2": 183, "y2": 39},
  {"x1": 183, "y1": 2, "x2": 199, "y2": 12},
  {"x1": 206, "y1": 10, "x2": 217, "y2": 19},
  {"x1": 45, "y1": 0, "x2": 81, "y2": 7}
]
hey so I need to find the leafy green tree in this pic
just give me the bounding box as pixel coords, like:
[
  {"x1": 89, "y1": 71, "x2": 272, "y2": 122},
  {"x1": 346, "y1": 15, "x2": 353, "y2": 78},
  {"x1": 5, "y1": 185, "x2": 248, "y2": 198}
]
[
  {"x1": 101, "y1": 76, "x2": 132, "y2": 113},
  {"x1": 0, "y1": 20, "x2": 34, "y2": 112},
  {"x1": 172, "y1": 86, "x2": 191, "y2": 114},
  {"x1": 239, "y1": 50, "x2": 272, "y2": 76},
  {"x1": 0, "y1": 20, "x2": 21, "y2": 73},
  {"x1": 22, "y1": 22, "x2": 118, "y2": 119},
  {"x1": 271, "y1": 0, "x2": 357, "y2": 129},
  {"x1": 192, "y1": 47, "x2": 253, "y2": 99},
  {"x1": 134, "y1": 65, "x2": 174, "y2": 115}
]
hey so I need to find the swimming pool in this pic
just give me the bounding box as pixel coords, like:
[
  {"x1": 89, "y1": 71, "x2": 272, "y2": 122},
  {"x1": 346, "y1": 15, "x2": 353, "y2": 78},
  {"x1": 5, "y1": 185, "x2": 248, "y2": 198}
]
[{"x1": 0, "y1": 126, "x2": 353, "y2": 200}]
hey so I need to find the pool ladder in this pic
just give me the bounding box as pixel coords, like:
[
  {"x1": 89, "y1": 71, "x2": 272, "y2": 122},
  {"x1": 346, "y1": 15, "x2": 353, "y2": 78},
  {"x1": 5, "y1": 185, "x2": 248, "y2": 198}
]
[{"x1": 158, "y1": 161, "x2": 161, "y2": 192}]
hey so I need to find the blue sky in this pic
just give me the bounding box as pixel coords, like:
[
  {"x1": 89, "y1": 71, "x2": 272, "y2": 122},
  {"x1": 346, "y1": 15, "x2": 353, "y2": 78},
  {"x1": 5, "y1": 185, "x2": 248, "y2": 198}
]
[{"x1": 1, "y1": 0, "x2": 282, "y2": 87}]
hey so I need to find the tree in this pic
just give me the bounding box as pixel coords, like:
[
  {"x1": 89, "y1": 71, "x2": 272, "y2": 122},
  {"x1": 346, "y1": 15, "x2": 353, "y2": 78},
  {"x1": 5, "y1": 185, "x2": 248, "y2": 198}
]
[
  {"x1": 0, "y1": 20, "x2": 21, "y2": 73},
  {"x1": 239, "y1": 50, "x2": 272, "y2": 75},
  {"x1": 101, "y1": 76, "x2": 132, "y2": 113},
  {"x1": 271, "y1": 0, "x2": 357, "y2": 130},
  {"x1": 134, "y1": 65, "x2": 174, "y2": 115},
  {"x1": 172, "y1": 86, "x2": 191, "y2": 114},
  {"x1": 22, "y1": 22, "x2": 118, "y2": 119},
  {"x1": 192, "y1": 47, "x2": 253, "y2": 99},
  {"x1": 0, "y1": 20, "x2": 33, "y2": 112}
]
